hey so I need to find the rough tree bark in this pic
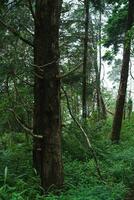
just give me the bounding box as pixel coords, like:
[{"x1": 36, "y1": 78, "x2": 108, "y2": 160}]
[
  {"x1": 33, "y1": 0, "x2": 63, "y2": 190},
  {"x1": 111, "y1": 0, "x2": 134, "y2": 143},
  {"x1": 82, "y1": 0, "x2": 90, "y2": 119}
]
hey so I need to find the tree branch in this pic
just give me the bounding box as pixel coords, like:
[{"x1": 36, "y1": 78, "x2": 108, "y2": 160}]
[
  {"x1": 0, "y1": 18, "x2": 34, "y2": 47},
  {"x1": 9, "y1": 108, "x2": 32, "y2": 132},
  {"x1": 61, "y1": 85, "x2": 103, "y2": 180},
  {"x1": 57, "y1": 62, "x2": 82, "y2": 79},
  {"x1": 27, "y1": 0, "x2": 36, "y2": 21},
  {"x1": 16, "y1": 75, "x2": 34, "y2": 87},
  {"x1": 106, "y1": 109, "x2": 114, "y2": 115},
  {"x1": 31, "y1": 58, "x2": 59, "y2": 68},
  {"x1": 9, "y1": 108, "x2": 43, "y2": 139}
]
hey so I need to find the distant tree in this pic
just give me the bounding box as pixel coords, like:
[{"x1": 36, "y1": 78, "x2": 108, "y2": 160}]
[
  {"x1": 111, "y1": 0, "x2": 134, "y2": 143},
  {"x1": 127, "y1": 97, "x2": 133, "y2": 119},
  {"x1": 82, "y1": 0, "x2": 90, "y2": 119},
  {"x1": 108, "y1": 59, "x2": 122, "y2": 87}
]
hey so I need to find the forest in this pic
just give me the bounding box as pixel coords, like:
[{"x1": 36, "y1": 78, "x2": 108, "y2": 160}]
[{"x1": 0, "y1": 0, "x2": 134, "y2": 199}]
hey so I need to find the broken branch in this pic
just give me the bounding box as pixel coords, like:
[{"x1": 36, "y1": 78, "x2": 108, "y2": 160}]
[{"x1": 61, "y1": 85, "x2": 103, "y2": 180}]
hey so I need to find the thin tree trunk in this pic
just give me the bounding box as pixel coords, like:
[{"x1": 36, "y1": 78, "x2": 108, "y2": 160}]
[
  {"x1": 96, "y1": 11, "x2": 107, "y2": 120},
  {"x1": 90, "y1": 11, "x2": 106, "y2": 120},
  {"x1": 97, "y1": 11, "x2": 102, "y2": 119},
  {"x1": 33, "y1": 0, "x2": 63, "y2": 190},
  {"x1": 82, "y1": 0, "x2": 89, "y2": 119},
  {"x1": 100, "y1": 94, "x2": 107, "y2": 119},
  {"x1": 111, "y1": 0, "x2": 134, "y2": 143}
]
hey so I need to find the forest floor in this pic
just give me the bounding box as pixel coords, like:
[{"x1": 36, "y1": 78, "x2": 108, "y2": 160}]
[{"x1": 1, "y1": 117, "x2": 134, "y2": 199}]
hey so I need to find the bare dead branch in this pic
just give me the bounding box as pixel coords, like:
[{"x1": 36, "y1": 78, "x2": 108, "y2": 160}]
[
  {"x1": 31, "y1": 60, "x2": 60, "y2": 79},
  {"x1": 5, "y1": 77, "x2": 41, "y2": 139},
  {"x1": 8, "y1": 108, "x2": 43, "y2": 139},
  {"x1": 9, "y1": 108, "x2": 32, "y2": 132},
  {"x1": 31, "y1": 58, "x2": 59, "y2": 68},
  {"x1": 61, "y1": 85, "x2": 103, "y2": 180}
]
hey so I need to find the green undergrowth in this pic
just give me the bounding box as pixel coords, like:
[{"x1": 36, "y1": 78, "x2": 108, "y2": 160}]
[{"x1": 0, "y1": 116, "x2": 134, "y2": 199}]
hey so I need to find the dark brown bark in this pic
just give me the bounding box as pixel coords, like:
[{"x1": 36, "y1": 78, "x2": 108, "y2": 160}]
[
  {"x1": 96, "y1": 86, "x2": 107, "y2": 120},
  {"x1": 94, "y1": 48, "x2": 106, "y2": 120},
  {"x1": 100, "y1": 95, "x2": 107, "y2": 119},
  {"x1": 82, "y1": 0, "x2": 90, "y2": 119},
  {"x1": 33, "y1": 0, "x2": 63, "y2": 190},
  {"x1": 111, "y1": 0, "x2": 134, "y2": 143}
]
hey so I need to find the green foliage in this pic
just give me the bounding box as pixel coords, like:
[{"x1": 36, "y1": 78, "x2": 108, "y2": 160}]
[
  {"x1": 102, "y1": 50, "x2": 114, "y2": 63},
  {"x1": 103, "y1": 4, "x2": 128, "y2": 52},
  {"x1": 0, "y1": 0, "x2": 134, "y2": 200},
  {"x1": 0, "y1": 117, "x2": 134, "y2": 199}
]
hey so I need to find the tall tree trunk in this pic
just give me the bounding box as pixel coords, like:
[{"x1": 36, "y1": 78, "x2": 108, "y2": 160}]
[
  {"x1": 90, "y1": 10, "x2": 106, "y2": 120},
  {"x1": 82, "y1": 0, "x2": 89, "y2": 119},
  {"x1": 96, "y1": 11, "x2": 107, "y2": 120},
  {"x1": 111, "y1": 0, "x2": 134, "y2": 143},
  {"x1": 33, "y1": 0, "x2": 63, "y2": 190}
]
